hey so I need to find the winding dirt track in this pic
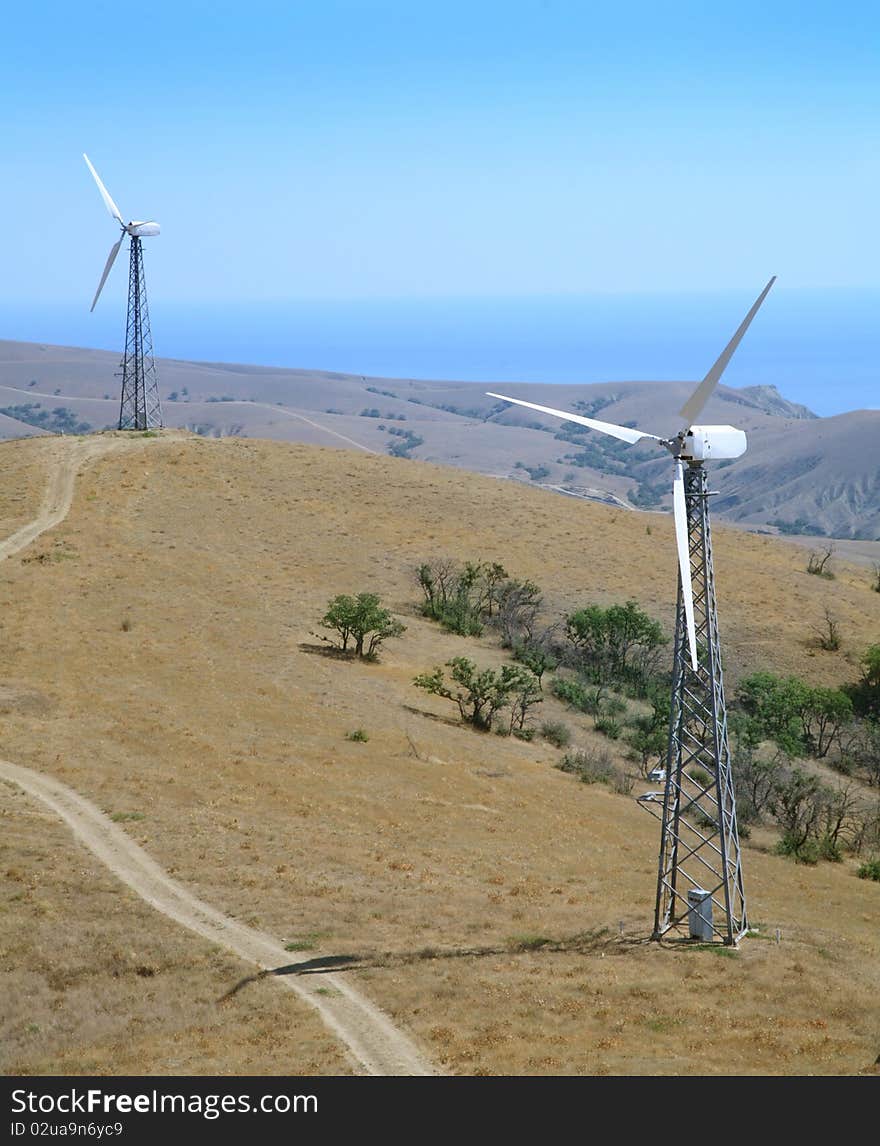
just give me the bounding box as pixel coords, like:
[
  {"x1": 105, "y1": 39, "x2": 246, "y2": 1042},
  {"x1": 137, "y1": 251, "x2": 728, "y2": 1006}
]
[{"x1": 0, "y1": 434, "x2": 436, "y2": 1076}]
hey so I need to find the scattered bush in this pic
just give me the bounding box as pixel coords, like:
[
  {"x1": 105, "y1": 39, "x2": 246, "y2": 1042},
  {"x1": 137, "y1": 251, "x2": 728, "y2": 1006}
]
[
  {"x1": 387, "y1": 428, "x2": 424, "y2": 458},
  {"x1": 565, "y1": 599, "x2": 668, "y2": 686},
  {"x1": 413, "y1": 657, "x2": 542, "y2": 733},
  {"x1": 319, "y1": 593, "x2": 406, "y2": 660},
  {"x1": 346, "y1": 729, "x2": 369, "y2": 742},
  {"x1": 512, "y1": 640, "x2": 557, "y2": 683},
  {"x1": 594, "y1": 716, "x2": 622, "y2": 739},
  {"x1": 806, "y1": 545, "x2": 835, "y2": 578},
  {"x1": 555, "y1": 747, "x2": 632, "y2": 793},
  {"x1": 775, "y1": 833, "x2": 821, "y2": 865},
  {"x1": 557, "y1": 748, "x2": 614, "y2": 785},
  {"x1": 540, "y1": 720, "x2": 572, "y2": 748},
  {"x1": 857, "y1": 859, "x2": 880, "y2": 882}
]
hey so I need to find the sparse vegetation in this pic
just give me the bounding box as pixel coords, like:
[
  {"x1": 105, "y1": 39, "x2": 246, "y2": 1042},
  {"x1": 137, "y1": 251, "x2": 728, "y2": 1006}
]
[
  {"x1": 771, "y1": 516, "x2": 827, "y2": 537},
  {"x1": 0, "y1": 403, "x2": 92, "y2": 434},
  {"x1": 386, "y1": 428, "x2": 424, "y2": 458},
  {"x1": 806, "y1": 544, "x2": 836, "y2": 578},
  {"x1": 813, "y1": 607, "x2": 842, "y2": 651},
  {"x1": 513, "y1": 461, "x2": 551, "y2": 482},
  {"x1": 737, "y1": 672, "x2": 853, "y2": 759},
  {"x1": 564, "y1": 599, "x2": 667, "y2": 687},
  {"x1": 346, "y1": 728, "x2": 370, "y2": 742},
  {"x1": 416, "y1": 559, "x2": 508, "y2": 636},
  {"x1": 318, "y1": 593, "x2": 405, "y2": 660},
  {"x1": 555, "y1": 747, "x2": 632, "y2": 793},
  {"x1": 4, "y1": 430, "x2": 880, "y2": 1079},
  {"x1": 413, "y1": 657, "x2": 542, "y2": 733},
  {"x1": 539, "y1": 720, "x2": 572, "y2": 748}
]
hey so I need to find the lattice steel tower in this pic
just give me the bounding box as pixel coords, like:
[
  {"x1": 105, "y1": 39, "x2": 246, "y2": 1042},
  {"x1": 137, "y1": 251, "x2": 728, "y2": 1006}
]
[
  {"x1": 643, "y1": 462, "x2": 747, "y2": 944},
  {"x1": 117, "y1": 236, "x2": 162, "y2": 430},
  {"x1": 83, "y1": 153, "x2": 164, "y2": 431},
  {"x1": 486, "y1": 276, "x2": 777, "y2": 947}
]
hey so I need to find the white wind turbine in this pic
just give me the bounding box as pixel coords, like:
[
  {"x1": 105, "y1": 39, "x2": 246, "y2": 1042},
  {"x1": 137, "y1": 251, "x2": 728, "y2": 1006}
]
[
  {"x1": 488, "y1": 276, "x2": 775, "y2": 672},
  {"x1": 83, "y1": 153, "x2": 163, "y2": 430},
  {"x1": 488, "y1": 277, "x2": 776, "y2": 946}
]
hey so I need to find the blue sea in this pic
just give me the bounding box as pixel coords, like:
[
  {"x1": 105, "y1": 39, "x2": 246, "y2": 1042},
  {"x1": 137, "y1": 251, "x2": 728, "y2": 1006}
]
[{"x1": 2, "y1": 289, "x2": 878, "y2": 417}]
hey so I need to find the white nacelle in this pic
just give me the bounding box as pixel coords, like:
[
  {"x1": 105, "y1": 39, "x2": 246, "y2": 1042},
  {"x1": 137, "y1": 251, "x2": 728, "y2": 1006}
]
[
  {"x1": 680, "y1": 425, "x2": 747, "y2": 461},
  {"x1": 128, "y1": 221, "x2": 160, "y2": 237}
]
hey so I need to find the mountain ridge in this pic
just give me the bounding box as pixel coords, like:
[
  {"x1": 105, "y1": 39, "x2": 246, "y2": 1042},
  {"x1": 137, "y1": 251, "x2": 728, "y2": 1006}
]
[{"x1": 0, "y1": 337, "x2": 877, "y2": 541}]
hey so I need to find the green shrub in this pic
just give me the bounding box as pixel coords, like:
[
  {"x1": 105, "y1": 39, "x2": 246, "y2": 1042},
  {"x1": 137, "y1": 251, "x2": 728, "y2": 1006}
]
[
  {"x1": 857, "y1": 859, "x2": 880, "y2": 882},
  {"x1": 818, "y1": 835, "x2": 843, "y2": 863},
  {"x1": 346, "y1": 729, "x2": 369, "y2": 742},
  {"x1": 775, "y1": 832, "x2": 821, "y2": 865},
  {"x1": 540, "y1": 720, "x2": 572, "y2": 748},
  {"x1": 556, "y1": 748, "x2": 613, "y2": 785},
  {"x1": 320, "y1": 592, "x2": 406, "y2": 660},
  {"x1": 552, "y1": 677, "x2": 590, "y2": 710},
  {"x1": 594, "y1": 716, "x2": 622, "y2": 739},
  {"x1": 414, "y1": 657, "x2": 541, "y2": 732}
]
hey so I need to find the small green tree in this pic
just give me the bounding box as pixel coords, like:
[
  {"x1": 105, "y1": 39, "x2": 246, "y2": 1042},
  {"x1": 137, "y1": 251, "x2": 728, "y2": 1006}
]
[
  {"x1": 565, "y1": 600, "x2": 666, "y2": 684},
  {"x1": 731, "y1": 742, "x2": 784, "y2": 825},
  {"x1": 768, "y1": 766, "x2": 828, "y2": 861},
  {"x1": 320, "y1": 593, "x2": 405, "y2": 660},
  {"x1": 625, "y1": 702, "x2": 668, "y2": 778},
  {"x1": 512, "y1": 639, "x2": 557, "y2": 685},
  {"x1": 494, "y1": 579, "x2": 543, "y2": 648},
  {"x1": 416, "y1": 558, "x2": 524, "y2": 637},
  {"x1": 737, "y1": 672, "x2": 810, "y2": 756},
  {"x1": 800, "y1": 687, "x2": 852, "y2": 758},
  {"x1": 738, "y1": 672, "x2": 853, "y2": 759},
  {"x1": 848, "y1": 644, "x2": 880, "y2": 719},
  {"x1": 413, "y1": 657, "x2": 540, "y2": 732}
]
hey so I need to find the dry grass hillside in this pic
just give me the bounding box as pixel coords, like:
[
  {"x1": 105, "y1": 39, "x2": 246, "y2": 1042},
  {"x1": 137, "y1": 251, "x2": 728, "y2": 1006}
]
[
  {"x1": 1, "y1": 431, "x2": 879, "y2": 1077},
  {"x1": 2, "y1": 337, "x2": 879, "y2": 542}
]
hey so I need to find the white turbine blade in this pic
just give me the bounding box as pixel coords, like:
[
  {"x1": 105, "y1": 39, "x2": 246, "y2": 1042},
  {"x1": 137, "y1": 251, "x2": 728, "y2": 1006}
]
[
  {"x1": 90, "y1": 237, "x2": 123, "y2": 312},
  {"x1": 679, "y1": 276, "x2": 776, "y2": 425},
  {"x1": 673, "y1": 460, "x2": 698, "y2": 671},
  {"x1": 83, "y1": 153, "x2": 124, "y2": 225},
  {"x1": 486, "y1": 392, "x2": 661, "y2": 446}
]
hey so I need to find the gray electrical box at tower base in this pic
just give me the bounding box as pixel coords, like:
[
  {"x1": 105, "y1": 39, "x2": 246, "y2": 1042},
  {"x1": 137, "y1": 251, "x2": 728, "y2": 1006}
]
[{"x1": 687, "y1": 889, "x2": 713, "y2": 940}]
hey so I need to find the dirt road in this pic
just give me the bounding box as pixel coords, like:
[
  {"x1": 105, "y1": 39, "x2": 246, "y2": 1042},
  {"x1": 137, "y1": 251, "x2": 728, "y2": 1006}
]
[{"x1": 1, "y1": 434, "x2": 436, "y2": 1076}]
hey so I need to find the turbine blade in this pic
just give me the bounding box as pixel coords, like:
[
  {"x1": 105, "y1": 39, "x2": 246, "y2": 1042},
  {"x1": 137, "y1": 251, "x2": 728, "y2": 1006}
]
[
  {"x1": 679, "y1": 276, "x2": 776, "y2": 425},
  {"x1": 486, "y1": 392, "x2": 661, "y2": 446},
  {"x1": 83, "y1": 153, "x2": 124, "y2": 225},
  {"x1": 673, "y1": 460, "x2": 698, "y2": 671},
  {"x1": 90, "y1": 237, "x2": 123, "y2": 312}
]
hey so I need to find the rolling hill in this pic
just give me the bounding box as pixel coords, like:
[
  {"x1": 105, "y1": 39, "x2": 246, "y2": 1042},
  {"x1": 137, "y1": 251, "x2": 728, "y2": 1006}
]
[
  {"x1": 1, "y1": 337, "x2": 878, "y2": 544},
  {"x1": 1, "y1": 430, "x2": 879, "y2": 1076}
]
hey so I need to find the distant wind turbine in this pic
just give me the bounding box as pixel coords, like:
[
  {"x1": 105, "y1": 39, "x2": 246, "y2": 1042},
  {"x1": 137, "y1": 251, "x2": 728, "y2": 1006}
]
[{"x1": 83, "y1": 153, "x2": 163, "y2": 431}]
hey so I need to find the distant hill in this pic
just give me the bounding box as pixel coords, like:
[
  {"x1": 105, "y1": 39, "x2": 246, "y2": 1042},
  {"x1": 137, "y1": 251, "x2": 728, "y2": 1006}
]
[{"x1": 1, "y1": 336, "x2": 877, "y2": 541}]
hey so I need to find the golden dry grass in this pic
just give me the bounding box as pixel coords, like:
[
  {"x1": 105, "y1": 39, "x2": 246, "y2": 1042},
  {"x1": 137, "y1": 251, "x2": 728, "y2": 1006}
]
[{"x1": 1, "y1": 431, "x2": 878, "y2": 1076}]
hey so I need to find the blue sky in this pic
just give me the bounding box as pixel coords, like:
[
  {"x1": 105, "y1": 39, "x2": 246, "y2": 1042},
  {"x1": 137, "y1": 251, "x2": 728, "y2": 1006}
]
[{"x1": 1, "y1": 2, "x2": 878, "y2": 410}]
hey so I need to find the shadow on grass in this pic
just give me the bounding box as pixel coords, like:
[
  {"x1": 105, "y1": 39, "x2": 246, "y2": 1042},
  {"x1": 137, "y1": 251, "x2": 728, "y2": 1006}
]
[
  {"x1": 218, "y1": 927, "x2": 652, "y2": 1002},
  {"x1": 401, "y1": 703, "x2": 470, "y2": 730},
  {"x1": 297, "y1": 642, "x2": 357, "y2": 661}
]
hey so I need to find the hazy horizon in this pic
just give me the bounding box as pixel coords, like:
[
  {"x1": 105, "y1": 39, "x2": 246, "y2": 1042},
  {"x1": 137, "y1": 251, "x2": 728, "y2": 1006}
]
[{"x1": 2, "y1": 285, "x2": 877, "y2": 417}]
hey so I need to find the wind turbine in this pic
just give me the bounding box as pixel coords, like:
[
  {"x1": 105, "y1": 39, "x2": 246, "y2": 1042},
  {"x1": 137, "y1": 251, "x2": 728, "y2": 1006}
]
[
  {"x1": 487, "y1": 277, "x2": 776, "y2": 945},
  {"x1": 83, "y1": 153, "x2": 163, "y2": 431}
]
